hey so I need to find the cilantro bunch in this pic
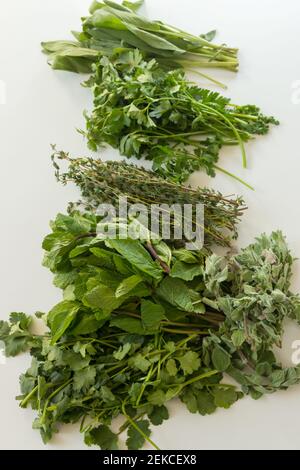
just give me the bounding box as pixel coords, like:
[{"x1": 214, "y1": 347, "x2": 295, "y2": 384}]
[
  {"x1": 1, "y1": 213, "x2": 300, "y2": 450},
  {"x1": 83, "y1": 50, "x2": 278, "y2": 185}
]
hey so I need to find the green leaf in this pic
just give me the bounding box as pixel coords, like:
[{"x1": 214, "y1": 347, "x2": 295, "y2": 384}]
[
  {"x1": 170, "y1": 260, "x2": 203, "y2": 281},
  {"x1": 181, "y1": 388, "x2": 198, "y2": 413},
  {"x1": 213, "y1": 387, "x2": 238, "y2": 409},
  {"x1": 149, "y1": 405, "x2": 169, "y2": 426},
  {"x1": 212, "y1": 346, "x2": 231, "y2": 372},
  {"x1": 231, "y1": 330, "x2": 246, "y2": 348},
  {"x1": 85, "y1": 425, "x2": 119, "y2": 450},
  {"x1": 113, "y1": 343, "x2": 131, "y2": 360},
  {"x1": 141, "y1": 300, "x2": 165, "y2": 330},
  {"x1": 110, "y1": 316, "x2": 147, "y2": 335},
  {"x1": 196, "y1": 390, "x2": 217, "y2": 415},
  {"x1": 73, "y1": 366, "x2": 97, "y2": 392},
  {"x1": 4, "y1": 334, "x2": 32, "y2": 357},
  {"x1": 9, "y1": 312, "x2": 32, "y2": 330},
  {"x1": 101, "y1": 385, "x2": 116, "y2": 403},
  {"x1": 52, "y1": 213, "x2": 92, "y2": 235},
  {"x1": 178, "y1": 351, "x2": 201, "y2": 375},
  {"x1": 126, "y1": 419, "x2": 150, "y2": 450},
  {"x1": 172, "y1": 249, "x2": 199, "y2": 264},
  {"x1": 70, "y1": 314, "x2": 104, "y2": 335},
  {"x1": 166, "y1": 358, "x2": 177, "y2": 376},
  {"x1": 47, "y1": 301, "x2": 80, "y2": 344},
  {"x1": 200, "y1": 30, "x2": 217, "y2": 42},
  {"x1": 147, "y1": 389, "x2": 166, "y2": 406},
  {"x1": 122, "y1": 0, "x2": 144, "y2": 12},
  {"x1": 115, "y1": 274, "x2": 142, "y2": 298},
  {"x1": 156, "y1": 277, "x2": 195, "y2": 312},
  {"x1": 129, "y1": 353, "x2": 151, "y2": 372},
  {"x1": 107, "y1": 239, "x2": 163, "y2": 280},
  {"x1": 19, "y1": 375, "x2": 36, "y2": 395},
  {"x1": 89, "y1": 247, "x2": 115, "y2": 268},
  {"x1": 83, "y1": 284, "x2": 123, "y2": 315}
]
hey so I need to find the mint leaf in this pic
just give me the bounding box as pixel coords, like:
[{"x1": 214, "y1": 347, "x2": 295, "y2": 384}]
[
  {"x1": 141, "y1": 300, "x2": 165, "y2": 330},
  {"x1": 83, "y1": 284, "x2": 123, "y2": 315},
  {"x1": 171, "y1": 261, "x2": 203, "y2": 281},
  {"x1": 47, "y1": 301, "x2": 80, "y2": 344},
  {"x1": 115, "y1": 274, "x2": 142, "y2": 298},
  {"x1": 110, "y1": 317, "x2": 147, "y2": 335},
  {"x1": 156, "y1": 277, "x2": 194, "y2": 312},
  {"x1": 108, "y1": 239, "x2": 163, "y2": 281}
]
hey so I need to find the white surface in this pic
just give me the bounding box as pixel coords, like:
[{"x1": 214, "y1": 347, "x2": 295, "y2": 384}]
[{"x1": 0, "y1": 0, "x2": 300, "y2": 450}]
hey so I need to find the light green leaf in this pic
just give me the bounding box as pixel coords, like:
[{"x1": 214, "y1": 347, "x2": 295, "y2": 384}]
[
  {"x1": 171, "y1": 260, "x2": 203, "y2": 281},
  {"x1": 156, "y1": 277, "x2": 194, "y2": 312},
  {"x1": 83, "y1": 284, "x2": 123, "y2": 315},
  {"x1": 122, "y1": 0, "x2": 144, "y2": 12},
  {"x1": 178, "y1": 351, "x2": 201, "y2": 375},
  {"x1": 166, "y1": 358, "x2": 177, "y2": 376},
  {"x1": 212, "y1": 346, "x2": 231, "y2": 372},
  {"x1": 115, "y1": 274, "x2": 142, "y2": 298},
  {"x1": 148, "y1": 389, "x2": 166, "y2": 406},
  {"x1": 129, "y1": 353, "x2": 151, "y2": 372},
  {"x1": 110, "y1": 316, "x2": 147, "y2": 335},
  {"x1": 107, "y1": 239, "x2": 163, "y2": 280},
  {"x1": 231, "y1": 330, "x2": 246, "y2": 348},
  {"x1": 141, "y1": 300, "x2": 165, "y2": 330},
  {"x1": 48, "y1": 301, "x2": 80, "y2": 344},
  {"x1": 73, "y1": 366, "x2": 96, "y2": 391},
  {"x1": 70, "y1": 314, "x2": 104, "y2": 336}
]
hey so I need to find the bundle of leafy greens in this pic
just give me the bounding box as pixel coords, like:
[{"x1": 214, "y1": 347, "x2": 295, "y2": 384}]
[
  {"x1": 1, "y1": 213, "x2": 300, "y2": 450},
  {"x1": 52, "y1": 148, "x2": 246, "y2": 248},
  {"x1": 42, "y1": 0, "x2": 238, "y2": 84},
  {"x1": 81, "y1": 50, "x2": 278, "y2": 185}
]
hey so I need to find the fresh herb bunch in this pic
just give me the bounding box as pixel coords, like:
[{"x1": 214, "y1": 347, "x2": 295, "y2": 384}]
[
  {"x1": 42, "y1": 0, "x2": 238, "y2": 84},
  {"x1": 82, "y1": 50, "x2": 278, "y2": 184},
  {"x1": 52, "y1": 149, "x2": 246, "y2": 248},
  {"x1": 1, "y1": 213, "x2": 300, "y2": 450}
]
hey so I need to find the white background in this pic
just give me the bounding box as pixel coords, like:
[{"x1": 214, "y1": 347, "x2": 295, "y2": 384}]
[{"x1": 0, "y1": 0, "x2": 300, "y2": 450}]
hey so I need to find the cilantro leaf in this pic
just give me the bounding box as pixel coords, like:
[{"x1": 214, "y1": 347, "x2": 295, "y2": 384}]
[
  {"x1": 126, "y1": 419, "x2": 151, "y2": 450},
  {"x1": 85, "y1": 425, "x2": 119, "y2": 450},
  {"x1": 178, "y1": 351, "x2": 201, "y2": 375}
]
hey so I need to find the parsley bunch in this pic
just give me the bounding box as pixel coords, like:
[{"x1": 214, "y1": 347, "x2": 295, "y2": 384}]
[
  {"x1": 1, "y1": 214, "x2": 300, "y2": 450},
  {"x1": 83, "y1": 50, "x2": 278, "y2": 184}
]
